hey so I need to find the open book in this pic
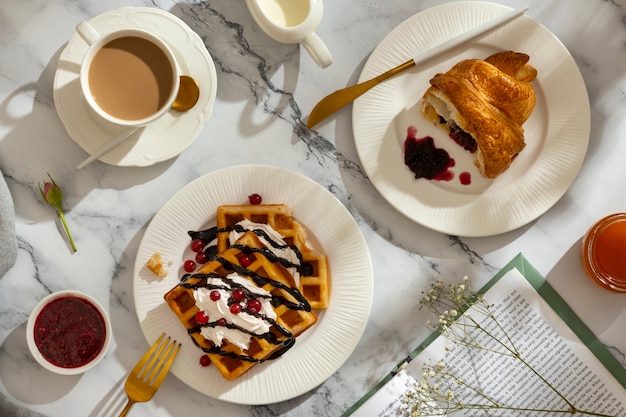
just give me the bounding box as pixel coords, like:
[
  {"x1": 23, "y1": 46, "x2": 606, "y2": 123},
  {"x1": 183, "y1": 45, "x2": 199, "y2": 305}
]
[{"x1": 344, "y1": 254, "x2": 626, "y2": 416}]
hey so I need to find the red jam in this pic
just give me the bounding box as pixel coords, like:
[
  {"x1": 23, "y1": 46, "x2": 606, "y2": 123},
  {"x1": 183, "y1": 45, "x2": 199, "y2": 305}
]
[
  {"x1": 581, "y1": 213, "x2": 626, "y2": 293},
  {"x1": 33, "y1": 296, "x2": 107, "y2": 368},
  {"x1": 459, "y1": 172, "x2": 472, "y2": 185},
  {"x1": 404, "y1": 126, "x2": 454, "y2": 181},
  {"x1": 403, "y1": 126, "x2": 472, "y2": 185}
]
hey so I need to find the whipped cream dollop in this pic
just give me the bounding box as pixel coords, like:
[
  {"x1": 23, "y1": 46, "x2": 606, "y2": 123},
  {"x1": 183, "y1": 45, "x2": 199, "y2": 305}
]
[
  {"x1": 194, "y1": 273, "x2": 276, "y2": 350},
  {"x1": 229, "y1": 218, "x2": 302, "y2": 288}
]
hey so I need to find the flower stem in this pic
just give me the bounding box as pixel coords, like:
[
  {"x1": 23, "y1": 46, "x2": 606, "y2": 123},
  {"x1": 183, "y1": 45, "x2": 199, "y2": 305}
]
[{"x1": 57, "y1": 207, "x2": 77, "y2": 252}]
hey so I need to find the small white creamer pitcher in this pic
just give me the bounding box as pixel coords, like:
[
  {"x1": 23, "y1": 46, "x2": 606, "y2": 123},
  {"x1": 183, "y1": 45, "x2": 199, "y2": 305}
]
[{"x1": 246, "y1": 0, "x2": 333, "y2": 68}]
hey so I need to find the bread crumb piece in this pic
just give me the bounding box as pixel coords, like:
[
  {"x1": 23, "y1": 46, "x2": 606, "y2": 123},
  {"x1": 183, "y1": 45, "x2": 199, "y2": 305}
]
[{"x1": 147, "y1": 252, "x2": 168, "y2": 278}]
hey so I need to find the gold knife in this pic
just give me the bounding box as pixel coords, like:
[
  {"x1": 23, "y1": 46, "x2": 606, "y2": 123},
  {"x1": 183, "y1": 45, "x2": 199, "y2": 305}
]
[{"x1": 306, "y1": 6, "x2": 529, "y2": 128}]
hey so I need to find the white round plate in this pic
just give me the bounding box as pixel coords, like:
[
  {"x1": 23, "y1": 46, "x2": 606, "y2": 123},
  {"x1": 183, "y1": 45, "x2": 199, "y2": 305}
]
[
  {"x1": 133, "y1": 165, "x2": 373, "y2": 404},
  {"x1": 53, "y1": 7, "x2": 217, "y2": 167},
  {"x1": 353, "y1": 1, "x2": 590, "y2": 236}
]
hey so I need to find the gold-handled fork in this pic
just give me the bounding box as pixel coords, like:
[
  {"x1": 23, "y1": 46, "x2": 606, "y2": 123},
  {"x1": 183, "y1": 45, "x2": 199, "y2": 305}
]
[{"x1": 119, "y1": 333, "x2": 181, "y2": 417}]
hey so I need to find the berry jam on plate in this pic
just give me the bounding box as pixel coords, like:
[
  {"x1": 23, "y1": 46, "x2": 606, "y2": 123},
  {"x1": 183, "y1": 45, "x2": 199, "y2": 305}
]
[
  {"x1": 403, "y1": 126, "x2": 472, "y2": 185},
  {"x1": 26, "y1": 290, "x2": 112, "y2": 374}
]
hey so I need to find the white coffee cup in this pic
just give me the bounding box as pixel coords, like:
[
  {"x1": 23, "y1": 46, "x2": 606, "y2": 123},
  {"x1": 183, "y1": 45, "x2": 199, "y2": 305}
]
[
  {"x1": 76, "y1": 21, "x2": 180, "y2": 127},
  {"x1": 245, "y1": 0, "x2": 333, "y2": 68}
]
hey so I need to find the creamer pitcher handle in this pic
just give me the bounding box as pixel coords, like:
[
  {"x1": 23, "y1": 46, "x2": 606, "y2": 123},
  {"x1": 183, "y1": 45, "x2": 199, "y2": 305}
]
[{"x1": 302, "y1": 33, "x2": 332, "y2": 68}]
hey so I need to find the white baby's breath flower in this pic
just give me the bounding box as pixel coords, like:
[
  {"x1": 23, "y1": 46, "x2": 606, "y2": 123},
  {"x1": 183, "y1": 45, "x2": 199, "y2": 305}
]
[{"x1": 402, "y1": 275, "x2": 607, "y2": 417}]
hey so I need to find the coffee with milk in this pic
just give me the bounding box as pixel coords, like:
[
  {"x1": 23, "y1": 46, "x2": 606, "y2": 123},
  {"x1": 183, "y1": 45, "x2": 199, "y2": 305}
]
[{"x1": 88, "y1": 36, "x2": 174, "y2": 121}]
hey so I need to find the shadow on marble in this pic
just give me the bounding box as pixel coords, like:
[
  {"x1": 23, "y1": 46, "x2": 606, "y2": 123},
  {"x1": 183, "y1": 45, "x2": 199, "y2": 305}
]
[
  {"x1": 0, "y1": 312, "x2": 137, "y2": 417},
  {"x1": 87, "y1": 375, "x2": 133, "y2": 417},
  {"x1": 546, "y1": 238, "x2": 626, "y2": 339},
  {"x1": 0, "y1": 322, "x2": 80, "y2": 404},
  {"x1": 167, "y1": 0, "x2": 350, "y2": 197},
  {"x1": 0, "y1": 41, "x2": 177, "y2": 200},
  {"x1": 545, "y1": 237, "x2": 626, "y2": 371},
  {"x1": 169, "y1": 1, "x2": 304, "y2": 139}
]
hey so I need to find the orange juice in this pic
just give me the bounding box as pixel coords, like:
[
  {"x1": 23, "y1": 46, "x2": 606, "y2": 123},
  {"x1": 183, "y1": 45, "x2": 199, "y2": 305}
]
[{"x1": 581, "y1": 213, "x2": 626, "y2": 293}]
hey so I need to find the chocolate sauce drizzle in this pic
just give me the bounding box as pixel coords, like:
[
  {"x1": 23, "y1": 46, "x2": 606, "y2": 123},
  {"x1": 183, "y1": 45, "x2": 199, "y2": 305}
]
[
  {"x1": 182, "y1": 224, "x2": 313, "y2": 363},
  {"x1": 188, "y1": 225, "x2": 314, "y2": 277}
]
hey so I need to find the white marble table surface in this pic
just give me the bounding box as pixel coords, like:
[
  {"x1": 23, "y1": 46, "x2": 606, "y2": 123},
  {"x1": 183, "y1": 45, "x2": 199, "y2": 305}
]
[{"x1": 1, "y1": 0, "x2": 626, "y2": 416}]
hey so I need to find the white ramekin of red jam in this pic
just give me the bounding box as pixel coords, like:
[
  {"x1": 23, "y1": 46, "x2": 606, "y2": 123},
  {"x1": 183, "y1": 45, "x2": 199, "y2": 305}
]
[
  {"x1": 26, "y1": 290, "x2": 112, "y2": 374},
  {"x1": 581, "y1": 213, "x2": 626, "y2": 293}
]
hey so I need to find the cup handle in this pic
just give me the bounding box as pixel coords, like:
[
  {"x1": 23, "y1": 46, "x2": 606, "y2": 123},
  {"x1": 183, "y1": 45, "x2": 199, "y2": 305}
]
[
  {"x1": 76, "y1": 21, "x2": 101, "y2": 46},
  {"x1": 301, "y1": 33, "x2": 333, "y2": 68}
]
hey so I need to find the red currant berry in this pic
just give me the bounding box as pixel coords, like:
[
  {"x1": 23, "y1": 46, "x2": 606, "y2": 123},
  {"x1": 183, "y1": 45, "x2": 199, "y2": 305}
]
[
  {"x1": 247, "y1": 299, "x2": 262, "y2": 314},
  {"x1": 239, "y1": 254, "x2": 253, "y2": 268},
  {"x1": 190, "y1": 238, "x2": 205, "y2": 252},
  {"x1": 195, "y1": 251, "x2": 209, "y2": 264},
  {"x1": 210, "y1": 290, "x2": 221, "y2": 301},
  {"x1": 217, "y1": 318, "x2": 227, "y2": 326},
  {"x1": 230, "y1": 303, "x2": 242, "y2": 314},
  {"x1": 195, "y1": 311, "x2": 209, "y2": 324},
  {"x1": 183, "y1": 260, "x2": 196, "y2": 273},
  {"x1": 199, "y1": 355, "x2": 211, "y2": 367},
  {"x1": 232, "y1": 288, "x2": 245, "y2": 302},
  {"x1": 248, "y1": 193, "x2": 262, "y2": 205}
]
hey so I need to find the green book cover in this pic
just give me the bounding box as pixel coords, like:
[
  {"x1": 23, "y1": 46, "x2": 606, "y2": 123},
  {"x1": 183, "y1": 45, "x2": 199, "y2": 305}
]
[{"x1": 343, "y1": 253, "x2": 626, "y2": 416}]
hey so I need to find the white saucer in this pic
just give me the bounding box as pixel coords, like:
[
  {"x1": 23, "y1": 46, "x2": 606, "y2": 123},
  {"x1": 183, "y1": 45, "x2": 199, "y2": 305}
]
[
  {"x1": 53, "y1": 7, "x2": 217, "y2": 167},
  {"x1": 352, "y1": 2, "x2": 589, "y2": 236}
]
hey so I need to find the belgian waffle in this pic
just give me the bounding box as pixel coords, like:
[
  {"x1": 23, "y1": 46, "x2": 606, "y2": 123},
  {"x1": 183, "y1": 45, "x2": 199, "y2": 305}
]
[
  {"x1": 216, "y1": 204, "x2": 330, "y2": 310},
  {"x1": 164, "y1": 231, "x2": 318, "y2": 381}
]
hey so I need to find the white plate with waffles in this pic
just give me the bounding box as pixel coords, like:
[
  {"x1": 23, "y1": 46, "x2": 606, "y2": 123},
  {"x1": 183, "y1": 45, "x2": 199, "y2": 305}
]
[
  {"x1": 133, "y1": 165, "x2": 373, "y2": 404},
  {"x1": 53, "y1": 7, "x2": 217, "y2": 167},
  {"x1": 352, "y1": 1, "x2": 590, "y2": 236}
]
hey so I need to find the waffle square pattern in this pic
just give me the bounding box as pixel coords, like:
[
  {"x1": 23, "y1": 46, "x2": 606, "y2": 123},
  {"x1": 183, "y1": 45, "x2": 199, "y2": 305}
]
[
  {"x1": 165, "y1": 203, "x2": 329, "y2": 380},
  {"x1": 217, "y1": 204, "x2": 330, "y2": 310}
]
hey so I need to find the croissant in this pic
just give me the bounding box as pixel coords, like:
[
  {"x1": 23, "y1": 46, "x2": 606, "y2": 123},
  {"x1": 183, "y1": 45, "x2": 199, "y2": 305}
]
[{"x1": 420, "y1": 51, "x2": 537, "y2": 178}]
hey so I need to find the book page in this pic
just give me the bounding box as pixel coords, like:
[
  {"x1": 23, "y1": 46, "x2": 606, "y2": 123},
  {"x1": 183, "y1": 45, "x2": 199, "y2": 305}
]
[{"x1": 348, "y1": 268, "x2": 626, "y2": 416}]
